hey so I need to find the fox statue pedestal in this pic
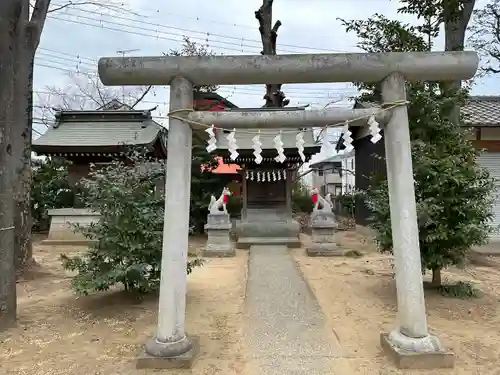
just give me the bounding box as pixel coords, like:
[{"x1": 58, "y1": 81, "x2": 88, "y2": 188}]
[
  {"x1": 203, "y1": 212, "x2": 234, "y2": 258},
  {"x1": 306, "y1": 211, "x2": 342, "y2": 257}
]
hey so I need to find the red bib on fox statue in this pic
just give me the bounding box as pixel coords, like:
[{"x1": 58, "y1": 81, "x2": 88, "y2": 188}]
[
  {"x1": 311, "y1": 187, "x2": 319, "y2": 204},
  {"x1": 223, "y1": 188, "x2": 230, "y2": 205}
]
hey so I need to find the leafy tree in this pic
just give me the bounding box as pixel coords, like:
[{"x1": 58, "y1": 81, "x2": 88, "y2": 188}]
[
  {"x1": 31, "y1": 157, "x2": 75, "y2": 233},
  {"x1": 1, "y1": 0, "x2": 135, "y2": 286},
  {"x1": 61, "y1": 149, "x2": 203, "y2": 295},
  {"x1": 342, "y1": 14, "x2": 495, "y2": 286}
]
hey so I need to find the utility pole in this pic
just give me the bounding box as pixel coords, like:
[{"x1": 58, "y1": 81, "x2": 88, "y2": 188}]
[{"x1": 116, "y1": 49, "x2": 140, "y2": 105}]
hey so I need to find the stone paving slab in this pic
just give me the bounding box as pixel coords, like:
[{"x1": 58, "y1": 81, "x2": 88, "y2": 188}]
[{"x1": 244, "y1": 245, "x2": 340, "y2": 374}]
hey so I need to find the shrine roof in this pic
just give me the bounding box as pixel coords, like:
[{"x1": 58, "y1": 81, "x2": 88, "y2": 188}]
[{"x1": 32, "y1": 109, "x2": 167, "y2": 156}]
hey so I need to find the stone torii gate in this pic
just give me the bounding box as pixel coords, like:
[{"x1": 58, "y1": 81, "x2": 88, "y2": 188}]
[{"x1": 98, "y1": 51, "x2": 478, "y2": 369}]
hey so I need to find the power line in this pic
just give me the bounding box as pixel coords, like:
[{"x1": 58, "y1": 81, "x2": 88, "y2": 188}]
[
  {"x1": 49, "y1": 2, "x2": 344, "y2": 43},
  {"x1": 50, "y1": 7, "x2": 350, "y2": 54},
  {"x1": 33, "y1": 53, "x2": 357, "y2": 99},
  {"x1": 32, "y1": 62, "x2": 356, "y2": 101},
  {"x1": 37, "y1": 46, "x2": 355, "y2": 94}
]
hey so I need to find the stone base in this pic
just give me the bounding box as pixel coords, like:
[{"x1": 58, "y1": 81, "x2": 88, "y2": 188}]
[
  {"x1": 40, "y1": 239, "x2": 96, "y2": 246},
  {"x1": 236, "y1": 219, "x2": 300, "y2": 238},
  {"x1": 380, "y1": 333, "x2": 454, "y2": 369},
  {"x1": 136, "y1": 336, "x2": 200, "y2": 369},
  {"x1": 204, "y1": 212, "x2": 233, "y2": 257},
  {"x1": 306, "y1": 244, "x2": 343, "y2": 257},
  {"x1": 202, "y1": 247, "x2": 235, "y2": 257},
  {"x1": 45, "y1": 208, "x2": 100, "y2": 245},
  {"x1": 237, "y1": 236, "x2": 301, "y2": 249}
]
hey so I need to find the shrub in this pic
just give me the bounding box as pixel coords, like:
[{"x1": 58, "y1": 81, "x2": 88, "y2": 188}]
[
  {"x1": 226, "y1": 195, "x2": 242, "y2": 217},
  {"x1": 31, "y1": 157, "x2": 76, "y2": 232},
  {"x1": 365, "y1": 90, "x2": 496, "y2": 287},
  {"x1": 292, "y1": 182, "x2": 313, "y2": 213},
  {"x1": 61, "y1": 149, "x2": 203, "y2": 295},
  {"x1": 335, "y1": 192, "x2": 358, "y2": 216}
]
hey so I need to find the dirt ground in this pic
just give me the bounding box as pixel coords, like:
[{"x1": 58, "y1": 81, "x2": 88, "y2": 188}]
[
  {"x1": 3, "y1": 230, "x2": 500, "y2": 374},
  {"x1": 0, "y1": 237, "x2": 249, "y2": 375},
  {"x1": 294, "y1": 229, "x2": 500, "y2": 375}
]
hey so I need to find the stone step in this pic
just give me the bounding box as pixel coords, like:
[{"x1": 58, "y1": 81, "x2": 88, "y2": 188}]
[{"x1": 237, "y1": 236, "x2": 301, "y2": 249}]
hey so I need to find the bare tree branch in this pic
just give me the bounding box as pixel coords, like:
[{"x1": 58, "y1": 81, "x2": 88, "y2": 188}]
[
  {"x1": 45, "y1": 0, "x2": 142, "y2": 16},
  {"x1": 36, "y1": 72, "x2": 152, "y2": 125},
  {"x1": 167, "y1": 36, "x2": 219, "y2": 93},
  {"x1": 469, "y1": 0, "x2": 500, "y2": 76},
  {"x1": 131, "y1": 86, "x2": 152, "y2": 108}
]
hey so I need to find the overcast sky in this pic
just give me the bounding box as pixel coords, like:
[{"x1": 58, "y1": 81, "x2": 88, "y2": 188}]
[{"x1": 34, "y1": 0, "x2": 498, "y2": 162}]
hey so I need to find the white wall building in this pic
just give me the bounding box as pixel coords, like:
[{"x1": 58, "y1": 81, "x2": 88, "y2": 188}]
[{"x1": 309, "y1": 151, "x2": 355, "y2": 196}]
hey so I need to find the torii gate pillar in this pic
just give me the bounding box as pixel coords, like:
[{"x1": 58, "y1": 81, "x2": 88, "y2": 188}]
[{"x1": 98, "y1": 51, "x2": 478, "y2": 370}]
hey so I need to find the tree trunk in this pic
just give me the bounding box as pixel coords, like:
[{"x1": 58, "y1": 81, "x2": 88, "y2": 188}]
[
  {"x1": 441, "y1": 0, "x2": 476, "y2": 124},
  {"x1": 12, "y1": 0, "x2": 35, "y2": 275},
  {"x1": 0, "y1": 0, "x2": 23, "y2": 330},
  {"x1": 255, "y1": 0, "x2": 288, "y2": 108},
  {"x1": 13, "y1": 58, "x2": 34, "y2": 276},
  {"x1": 431, "y1": 268, "x2": 442, "y2": 287}
]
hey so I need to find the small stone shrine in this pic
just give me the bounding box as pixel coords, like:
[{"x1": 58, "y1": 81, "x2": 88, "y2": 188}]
[
  {"x1": 307, "y1": 186, "x2": 342, "y2": 256},
  {"x1": 203, "y1": 187, "x2": 234, "y2": 257},
  {"x1": 207, "y1": 107, "x2": 320, "y2": 249}
]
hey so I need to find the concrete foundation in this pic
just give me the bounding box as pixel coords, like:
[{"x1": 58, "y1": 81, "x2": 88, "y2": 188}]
[
  {"x1": 42, "y1": 208, "x2": 99, "y2": 246},
  {"x1": 380, "y1": 333, "x2": 454, "y2": 369},
  {"x1": 136, "y1": 335, "x2": 200, "y2": 369},
  {"x1": 307, "y1": 211, "x2": 341, "y2": 256},
  {"x1": 203, "y1": 213, "x2": 235, "y2": 257}
]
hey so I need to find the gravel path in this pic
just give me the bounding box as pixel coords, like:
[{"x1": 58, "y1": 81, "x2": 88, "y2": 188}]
[{"x1": 244, "y1": 245, "x2": 341, "y2": 374}]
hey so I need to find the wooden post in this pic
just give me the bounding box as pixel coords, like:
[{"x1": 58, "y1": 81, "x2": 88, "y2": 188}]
[
  {"x1": 241, "y1": 168, "x2": 248, "y2": 220},
  {"x1": 285, "y1": 169, "x2": 292, "y2": 217}
]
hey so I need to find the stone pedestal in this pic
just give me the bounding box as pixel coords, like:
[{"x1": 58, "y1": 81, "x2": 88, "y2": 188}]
[
  {"x1": 380, "y1": 331, "x2": 454, "y2": 369},
  {"x1": 306, "y1": 211, "x2": 342, "y2": 257},
  {"x1": 203, "y1": 213, "x2": 235, "y2": 257},
  {"x1": 137, "y1": 335, "x2": 200, "y2": 369},
  {"x1": 42, "y1": 208, "x2": 100, "y2": 246}
]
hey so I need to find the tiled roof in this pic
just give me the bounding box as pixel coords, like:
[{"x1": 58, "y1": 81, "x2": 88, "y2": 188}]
[
  {"x1": 32, "y1": 110, "x2": 165, "y2": 153},
  {"x1": 462, "y1": 96, "x2": 500, "y2": 127},
  {"x1": 354, "y1": 96, "x2": 500, "y2": 127}
]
